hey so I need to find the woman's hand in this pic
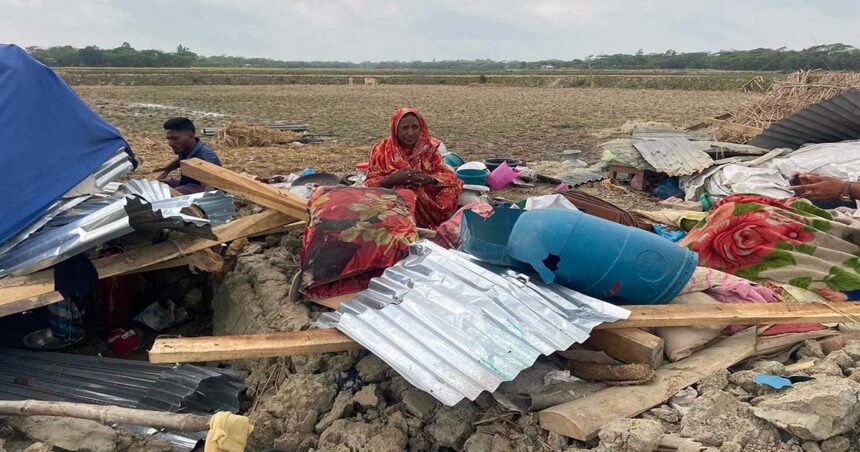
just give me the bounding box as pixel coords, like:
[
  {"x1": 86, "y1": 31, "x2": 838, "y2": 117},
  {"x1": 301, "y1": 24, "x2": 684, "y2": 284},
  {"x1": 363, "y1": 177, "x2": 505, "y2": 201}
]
[
  {"x1": 380, "y1": 169, "x2": 412, "y2": 188},
  {"x1": 405, "y1": 172, "x2": 436, "y2": 186},
  {"x1": 381, "y1": 169, "x2": 436, "y2": 188},
  {"x1": 790, "y1": 172, "x2": 849, "y2": 200}
]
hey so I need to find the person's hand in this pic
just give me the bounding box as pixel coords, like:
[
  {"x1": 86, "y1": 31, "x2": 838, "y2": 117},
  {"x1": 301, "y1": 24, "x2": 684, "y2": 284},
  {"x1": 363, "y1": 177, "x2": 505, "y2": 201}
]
[
  {"x1": 789, "y1": 172, "x2": 849, "y2": 200},
  {"x1": 381, "y1": 169, "x2": 412, "y2": 187},
  {"x1": 405, "y1": 172, "x2": 435, "y2": 186}
]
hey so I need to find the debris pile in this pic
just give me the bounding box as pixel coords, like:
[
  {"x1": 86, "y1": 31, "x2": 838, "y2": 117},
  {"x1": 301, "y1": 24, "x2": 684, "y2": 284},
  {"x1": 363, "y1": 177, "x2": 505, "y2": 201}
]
[
  {"x1": 6, "y1": 42, "x2": 860, "y2": 452},
  {"x1": 215, "y1": 122, "x2": 305, "y2": 147}
]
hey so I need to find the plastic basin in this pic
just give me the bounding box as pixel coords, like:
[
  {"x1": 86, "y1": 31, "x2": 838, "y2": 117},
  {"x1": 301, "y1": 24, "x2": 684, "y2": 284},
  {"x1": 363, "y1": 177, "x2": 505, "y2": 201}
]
[{"x1": 456, "y1": 169, "x2": 488, "y2": 186}]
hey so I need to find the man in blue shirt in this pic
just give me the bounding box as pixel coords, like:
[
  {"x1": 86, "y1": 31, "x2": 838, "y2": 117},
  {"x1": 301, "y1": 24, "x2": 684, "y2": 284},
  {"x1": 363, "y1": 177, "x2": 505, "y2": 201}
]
[{"x1": 152, "y1": 117, "x2": 222, "y2": 194}]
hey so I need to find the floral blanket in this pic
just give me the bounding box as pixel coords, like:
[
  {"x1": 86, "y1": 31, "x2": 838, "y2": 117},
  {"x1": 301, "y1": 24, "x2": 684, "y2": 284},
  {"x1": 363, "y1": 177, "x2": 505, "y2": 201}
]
[
  {"x1": 679, "y1": 194, "x2": 860, "y2": 302},
  {"x1": 301, "y1": 186, "x2": 419, "y2": 298}
]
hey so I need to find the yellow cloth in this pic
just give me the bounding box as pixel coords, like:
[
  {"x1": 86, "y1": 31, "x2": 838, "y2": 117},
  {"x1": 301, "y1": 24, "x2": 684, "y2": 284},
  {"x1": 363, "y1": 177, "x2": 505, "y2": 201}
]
[{"x1": 205, "y1": 412, "x2": 254, "y2": 452}]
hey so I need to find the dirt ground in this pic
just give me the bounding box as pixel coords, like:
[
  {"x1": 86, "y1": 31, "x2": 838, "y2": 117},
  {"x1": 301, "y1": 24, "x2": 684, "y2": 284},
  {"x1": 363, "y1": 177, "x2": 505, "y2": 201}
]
[
  {"x1": 76, "y1": 84, "x2": 755, "y2": 176},
  {"x1": 74, "y1": 84, "x2": 755, "y2": 211}
]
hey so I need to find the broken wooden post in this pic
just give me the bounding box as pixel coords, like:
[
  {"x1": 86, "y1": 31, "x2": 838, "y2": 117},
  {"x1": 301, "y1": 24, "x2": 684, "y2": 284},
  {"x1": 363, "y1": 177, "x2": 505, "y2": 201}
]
[
  {"x1": 585, "y1": 328, "x2": 665, "y2": 369},
  {"x1": 539, "y1": 328, "x2": 756, "y2": 440}
]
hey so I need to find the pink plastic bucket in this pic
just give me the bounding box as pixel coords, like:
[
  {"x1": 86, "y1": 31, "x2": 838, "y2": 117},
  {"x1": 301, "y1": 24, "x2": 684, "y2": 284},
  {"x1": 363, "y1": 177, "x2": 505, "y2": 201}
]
[{"x1": 486, "y1": 161, "x2": 518, "y2": 189}]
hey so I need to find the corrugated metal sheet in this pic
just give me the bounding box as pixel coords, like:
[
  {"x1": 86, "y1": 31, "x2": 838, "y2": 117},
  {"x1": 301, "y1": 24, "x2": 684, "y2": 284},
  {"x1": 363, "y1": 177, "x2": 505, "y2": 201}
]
[
  {"x1": 600, "y1": 139, "x2": 656, "y2": 171},
  {"x1": 0, "y1": 150, "x2": 133, "y2": 255},
  {"x1": 93, "y1": 148, "x2": 135, "y2": 188},
  {"x1": 316, "y1": 241, "x2": 629, "y2": 406},
  {"x1": 704, "y1": 141, "x2": 769, "y2": 157},
  {"x1": 750, "y1": 88, "x2": 860, "y2": 150},
  {"x1": 632, "y1": 127, "x2": 712, "y2": 141},
  {"x1": 120, "y1": 179, "x2": 173, "y2": 203},
  {"x1": 0, "y1": 183, "x2": 234, "y2": 278},
  {"x1": 633, "y1": 138, "x2": 714, "y2": 176},
  {"x1": 0, "y1": 348, "x2": 243, "y2": 451}
]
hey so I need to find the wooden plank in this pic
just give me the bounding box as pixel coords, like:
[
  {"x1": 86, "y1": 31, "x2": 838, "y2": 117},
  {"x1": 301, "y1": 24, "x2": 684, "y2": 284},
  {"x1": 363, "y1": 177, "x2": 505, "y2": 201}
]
[
  {"x1": 181, "y1": 159, "x2": 309, "y2": 221},
  {"x1": 0, "y1": 292, "x2": 65, "y2": 318},
  {"x1": 125, "y1": 249, "x2": 223, "y2": 274},
  {"x1": 93, "y1": 209, "x2": 289, "y2": 279},
  {"x1": 249, "y1": 221, "x2": 307, "y2": 239},
  {"x1": 0, "y1": 210, "x2": 291, "y2": 305},
  {"x1": 310, "y1": 293, "x2": 358, "y2": 310},
  {"x1": 148, "y1": 328, "x2": 362, "y2": 363},
  {"x1": 711, "y1": 118, "x2": 763, "y2": 138},
  {"x1": 539, "y1": 328, "x2": 756, "y2": 441},
  {"x1": 585, "y1": 328, "x2": 665, "y2": 369},
  {"x1": 593, "y1": 303, "x2": 860, "y2": 330}
]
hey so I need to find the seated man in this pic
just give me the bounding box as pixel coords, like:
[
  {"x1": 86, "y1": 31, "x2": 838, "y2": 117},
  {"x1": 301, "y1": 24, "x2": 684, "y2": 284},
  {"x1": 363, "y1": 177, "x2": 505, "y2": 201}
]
[
  {"x1": 365, "y1": 108, "x2": 463, "y2": 229},
  {"x1": 152, "y1": 117, "x2": 222, "y2": 194}
]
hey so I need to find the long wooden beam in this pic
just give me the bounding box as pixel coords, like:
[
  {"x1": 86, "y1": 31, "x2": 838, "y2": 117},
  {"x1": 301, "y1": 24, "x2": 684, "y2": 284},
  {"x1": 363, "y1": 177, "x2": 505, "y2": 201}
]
[
  {"x1": 0, "y1": 209, "x2": 292, "y2": 305},
  {"x1": 710, "y1": 118, "x2": 763, "y2": 138},
  {"x1": 181, "y1": 158, "x2": 309, "y2": 221},
  {"x1": 0, "y1": 251, "x2": 221, "y2": 318},
  {"x1": 595, "y1": 302, "x2": 860, "y2": 329},
  {"x1": 148, "y1": 302, "x2": 860, "y2": 364}
]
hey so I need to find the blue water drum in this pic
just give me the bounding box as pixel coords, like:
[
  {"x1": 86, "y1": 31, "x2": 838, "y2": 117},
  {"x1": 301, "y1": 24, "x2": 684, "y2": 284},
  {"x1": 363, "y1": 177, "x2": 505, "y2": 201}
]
[{"x1": 506, "y1": 209, "x2": 698, "y2": 305}]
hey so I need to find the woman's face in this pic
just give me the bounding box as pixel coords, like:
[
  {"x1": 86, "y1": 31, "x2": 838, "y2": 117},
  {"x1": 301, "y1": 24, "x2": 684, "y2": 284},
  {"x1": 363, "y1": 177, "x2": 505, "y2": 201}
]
[{"x1": 397, "y1": 114, "x2": 421, "y2": 148}]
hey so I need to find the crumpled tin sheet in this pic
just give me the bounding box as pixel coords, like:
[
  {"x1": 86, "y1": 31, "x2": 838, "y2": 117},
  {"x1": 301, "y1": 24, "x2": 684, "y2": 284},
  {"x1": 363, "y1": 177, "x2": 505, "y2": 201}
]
[
  {"x1": 0, "y1": 183, "x2": 233, "y2": 277},
  {"x1": 633, "y1": 138, "x2": 714, "y2": 176},
  {"x1": 0, "y1": 149, "x2": 133, "y2": 256},
  {"x1": 749, "y1": 88, "x2": 860, "y2": 150},
  {"x1": 94, "y1": 148, "x2": 135, "y2": 188},
  {"x1": 632, "y1": 127, "x2": 712, "y2": 141},
  {"x1": 119, "y1": 179, "x2": 173, "y2": 202},
  {"x1": 316, "y1": 240, "x2": 629, "y2": 406},
  {"x1": 600, "y1": 138, "x2": 656, "y2": 171}
]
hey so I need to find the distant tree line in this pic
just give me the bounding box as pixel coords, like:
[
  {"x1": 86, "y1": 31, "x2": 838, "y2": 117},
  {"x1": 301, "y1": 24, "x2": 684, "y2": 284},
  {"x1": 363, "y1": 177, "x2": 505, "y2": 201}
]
[{"x1": 25, "y1": 42, "x2": 860, "y2": 71}]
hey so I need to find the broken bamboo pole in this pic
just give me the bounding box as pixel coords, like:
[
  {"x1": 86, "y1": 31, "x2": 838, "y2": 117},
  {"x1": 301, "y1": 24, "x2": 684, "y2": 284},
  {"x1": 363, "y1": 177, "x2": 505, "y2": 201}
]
[{"x1": 0, "y1": 400, "x2": 211, "y2": 432}]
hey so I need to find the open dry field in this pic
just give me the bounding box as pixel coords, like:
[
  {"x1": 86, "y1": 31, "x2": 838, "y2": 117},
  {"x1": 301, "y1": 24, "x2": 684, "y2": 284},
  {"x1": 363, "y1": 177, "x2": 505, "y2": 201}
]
[{"x1": 77, "y1": 84, "x2": 756, "y2": 183}]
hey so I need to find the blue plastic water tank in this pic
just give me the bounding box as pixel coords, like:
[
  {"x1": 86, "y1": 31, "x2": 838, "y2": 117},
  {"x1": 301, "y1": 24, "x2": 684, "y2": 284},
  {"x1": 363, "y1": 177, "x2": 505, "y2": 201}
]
[{"x1": 505, "y1": 209, "x2": 698, "y2": 305}]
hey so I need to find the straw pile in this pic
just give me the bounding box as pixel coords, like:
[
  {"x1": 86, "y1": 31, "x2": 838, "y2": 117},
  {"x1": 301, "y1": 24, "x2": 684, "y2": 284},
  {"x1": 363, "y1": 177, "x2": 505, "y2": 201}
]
[
  {"x1": 733, "y1": 70, "x2": 860, "y2": 129},
  {"x1": 216, "y1": 122, "x2": 304, "y2": 147}
]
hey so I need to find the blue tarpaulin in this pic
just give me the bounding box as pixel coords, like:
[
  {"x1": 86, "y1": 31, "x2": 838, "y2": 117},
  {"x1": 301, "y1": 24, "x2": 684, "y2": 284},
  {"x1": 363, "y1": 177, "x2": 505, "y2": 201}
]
[{"x1": 0, "y1": 44, "x2": 134, "y2": 245}]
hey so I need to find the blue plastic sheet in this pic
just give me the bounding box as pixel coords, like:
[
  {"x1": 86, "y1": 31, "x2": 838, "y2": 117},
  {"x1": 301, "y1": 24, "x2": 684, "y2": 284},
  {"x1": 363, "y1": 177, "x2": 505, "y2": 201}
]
[
  {"x1": 754, "y1": 374, "x2": 793, "y2": 389},
  {"x1": 0, "y1": 44, "x2": 133, "y2": 245},
  {"x1": 653, "y1": 224, "x2": 687, "y2": 242}
]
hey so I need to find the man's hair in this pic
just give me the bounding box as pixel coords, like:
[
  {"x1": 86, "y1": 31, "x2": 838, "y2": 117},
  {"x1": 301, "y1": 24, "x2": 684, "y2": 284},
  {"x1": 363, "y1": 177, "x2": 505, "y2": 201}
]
[{"x1": 163, "y1": 117, "x2": 196, "y2": 134}]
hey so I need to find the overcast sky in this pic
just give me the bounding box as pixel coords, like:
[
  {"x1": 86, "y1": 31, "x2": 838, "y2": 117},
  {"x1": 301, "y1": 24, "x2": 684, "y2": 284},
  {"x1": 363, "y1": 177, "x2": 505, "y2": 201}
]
[{"x1": 2, "y1": 0, "x2": 858, "y2": 61}]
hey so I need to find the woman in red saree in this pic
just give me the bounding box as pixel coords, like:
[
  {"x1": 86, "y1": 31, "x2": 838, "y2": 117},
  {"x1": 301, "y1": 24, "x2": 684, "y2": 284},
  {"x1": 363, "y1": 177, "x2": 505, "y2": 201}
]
[{"x1": 365, "y1": 108, "x2": 463, "y2": 229}]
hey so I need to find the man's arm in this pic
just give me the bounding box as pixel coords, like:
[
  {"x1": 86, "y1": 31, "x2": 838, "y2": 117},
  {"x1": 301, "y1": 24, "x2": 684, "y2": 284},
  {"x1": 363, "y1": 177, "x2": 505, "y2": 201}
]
[
  {"x1": 790, "y1": 173, "x2": 856, "y2": 201},
  {"x1": 151, "y1": 158, "x2": 181, "y2": 180}
]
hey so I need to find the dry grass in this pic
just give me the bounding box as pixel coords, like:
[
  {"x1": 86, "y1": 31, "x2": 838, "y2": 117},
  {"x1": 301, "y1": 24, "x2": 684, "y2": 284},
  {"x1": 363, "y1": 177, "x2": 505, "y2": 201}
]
[
  {"x1": 733, "y1": 70, "x2": 860, "y2": 129},
  {"x1": 216, "y1": 122, "x2": 304, "y2": 147}
]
